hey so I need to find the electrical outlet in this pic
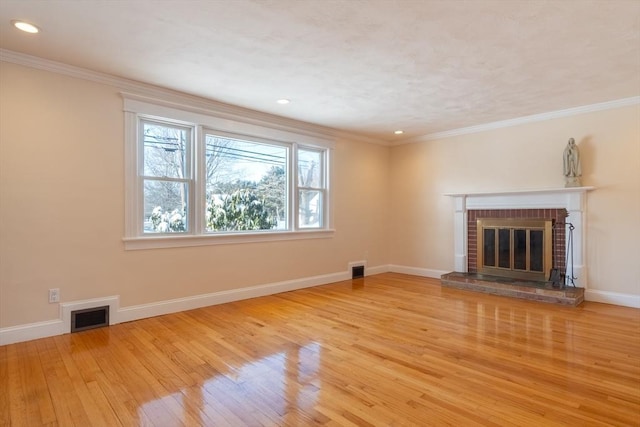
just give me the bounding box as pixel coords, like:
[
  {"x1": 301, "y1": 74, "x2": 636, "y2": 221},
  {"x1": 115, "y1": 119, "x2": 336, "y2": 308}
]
[{"x1": 49, "y1": 288, "x2": 60, "y2": 303}]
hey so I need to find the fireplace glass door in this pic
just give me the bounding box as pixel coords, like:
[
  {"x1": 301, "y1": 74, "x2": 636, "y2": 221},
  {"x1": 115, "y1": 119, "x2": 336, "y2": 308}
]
[{"x1": 477, "y1": 218, "x2": 552, "y2": 281}]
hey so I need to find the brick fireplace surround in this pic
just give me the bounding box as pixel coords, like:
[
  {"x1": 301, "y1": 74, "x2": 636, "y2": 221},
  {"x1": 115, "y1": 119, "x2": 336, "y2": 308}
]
[{"x1": 446, "y1": 188, "x2": 593, "y2": 288}]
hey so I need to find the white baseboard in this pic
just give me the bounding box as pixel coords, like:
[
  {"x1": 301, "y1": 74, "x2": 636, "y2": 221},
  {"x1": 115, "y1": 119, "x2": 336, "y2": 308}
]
[
  {"x1": 365, "y1": 264, "x2": 390, "y2": 276},
  {"x1": 0, "y1": 319, "x2": 64, "y2": 346},
  {"x1": 585, "y1": 290, "x2": 640, "y2": 308},
  {"x1": 118, "y1": 270, "x2": 350, "y2": 323},
  {"x1": 388, "y1": 264, "x2": 449, "y2": 279}
]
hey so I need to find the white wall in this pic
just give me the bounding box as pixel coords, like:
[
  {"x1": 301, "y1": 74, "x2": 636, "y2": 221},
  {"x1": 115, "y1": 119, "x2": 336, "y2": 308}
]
[
  {"x1": 0, "y1": 61, "x2": 390, "y2": 330},
  {"x1": 389, "y1": 104, "x2": 640, "y2": 297}
]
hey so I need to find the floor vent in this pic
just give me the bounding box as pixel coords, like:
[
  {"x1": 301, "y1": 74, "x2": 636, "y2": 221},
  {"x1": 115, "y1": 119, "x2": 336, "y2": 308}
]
[
  {"x1": 71, "y1": 306, "x2": 109, "y2": 333},
  {"x1": 352, "y1": 265, "x2": 365, "y2": 279}
]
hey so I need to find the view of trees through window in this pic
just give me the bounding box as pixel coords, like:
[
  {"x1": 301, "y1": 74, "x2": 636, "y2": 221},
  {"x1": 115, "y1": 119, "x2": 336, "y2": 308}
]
[
  {"x1": 143, "y1": 122, "x2": 190, "y2": 233},
  {"x1": 142, "y1": 120, "x2": 324, "y2": 234},
  {"x1": 205, "y1": 135, "x2": 287, "y2": 232},
  {"x1": 298, "y1": 148, "x2": 323, "y2": 228}
]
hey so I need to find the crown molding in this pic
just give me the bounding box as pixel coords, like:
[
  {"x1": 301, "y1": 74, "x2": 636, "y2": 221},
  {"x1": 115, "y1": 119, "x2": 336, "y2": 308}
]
[
  {"x1": 0, "y1": 49, "x2": 388, "y2": 146},
  {"x1": 396, "y1": 96, "x2": 640, "y2": 145}
]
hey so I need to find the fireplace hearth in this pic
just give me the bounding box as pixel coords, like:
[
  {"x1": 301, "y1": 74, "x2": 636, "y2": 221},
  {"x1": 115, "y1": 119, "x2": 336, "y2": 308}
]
[{"x1": 440, "y1": 272, "x2": 584, "y2": 306}]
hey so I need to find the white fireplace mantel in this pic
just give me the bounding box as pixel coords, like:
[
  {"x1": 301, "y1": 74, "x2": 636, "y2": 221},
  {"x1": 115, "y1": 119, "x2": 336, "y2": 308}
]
[{"x1": 445, "y1": 187, "x2": 594, "y2": 288}]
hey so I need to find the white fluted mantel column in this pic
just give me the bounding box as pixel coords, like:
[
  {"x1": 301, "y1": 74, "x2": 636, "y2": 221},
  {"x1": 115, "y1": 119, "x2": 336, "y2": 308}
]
[
  {"x1": 445, "y1": 187, "x2": 594, "y2": 287},
  {"x1": 452, "y1": 195, "x2": 468, "y2": 272}
]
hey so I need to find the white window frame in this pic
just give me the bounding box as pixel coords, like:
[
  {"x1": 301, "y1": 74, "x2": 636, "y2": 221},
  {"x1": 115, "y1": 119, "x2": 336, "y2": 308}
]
[{"x1": 123, "y1": 94, "x2": 334, "y2": 250}]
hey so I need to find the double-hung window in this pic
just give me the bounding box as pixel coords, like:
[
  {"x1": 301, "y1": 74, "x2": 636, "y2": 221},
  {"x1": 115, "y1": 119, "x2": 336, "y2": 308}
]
[
  {"x1": 123, "y1": 95, "x2": 333, "y2": 249},
  {"x1": 297, "y1": 148, "x2": 326, "y2": 228},
  {"x1": 141, "y1": 120, "x2": 192, "y2": 233}
]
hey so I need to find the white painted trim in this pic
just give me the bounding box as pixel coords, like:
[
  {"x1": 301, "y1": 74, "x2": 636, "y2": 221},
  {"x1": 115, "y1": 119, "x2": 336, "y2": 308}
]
[
  {"x1": 118, "y1": 263, "x2": 390, "y2": 325},
  {"x1": 117, "y1": 270, "x2": 350, "y2": 323},
  {"x1": 124, "y1": 229, "x2": 336, "y2": 250},
  {"x1": 585, "y1": 290, "x2": 640, "y2": 308},
  {"x1": 401, "y1": 97, "x2": 640, "y2": 144},
  {"x1": 114, "y1": 263, "x2": 391, "y2": 324},
  {"x1": 123, "y1": 111, "x2": 138, "y2": 238},
  {"x1": 0, "y1": 49, "x2": 386, "y2": 146},
  {"x1": 446, "y1": 187, "x2": 595, "y2": 209},
  {"x1": 389, "y1": 265, "x2": 449, "y2": 278},
  {"x1": 444, "y1": 187, "x2": 595, "y2": 198},
  {"x1": 60, "y1": 296, "x2": 120, "y2": 334},
  {"x1": 365, "y1": 265, "x2": 390, "y2": 276},
  {"x1": 0, "y1": 320, "x2": 64, "y2": 346}
]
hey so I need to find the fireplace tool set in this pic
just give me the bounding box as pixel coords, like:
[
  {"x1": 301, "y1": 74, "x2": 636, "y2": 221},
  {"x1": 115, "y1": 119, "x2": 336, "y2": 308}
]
[{"x1": 550, "y1": 222, "x2": 576, "y2": 289}]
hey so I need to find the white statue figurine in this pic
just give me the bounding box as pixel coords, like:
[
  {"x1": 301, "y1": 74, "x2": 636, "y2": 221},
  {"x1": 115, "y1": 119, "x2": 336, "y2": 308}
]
[{"x1": 563, "y1": 138, "x2": 581, "y2": 187}]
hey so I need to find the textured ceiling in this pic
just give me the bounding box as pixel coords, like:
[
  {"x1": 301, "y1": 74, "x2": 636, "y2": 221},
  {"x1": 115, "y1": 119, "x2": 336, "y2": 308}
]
[{"x1": 1, "y1": 0, "x2": 639, "y2": 143}]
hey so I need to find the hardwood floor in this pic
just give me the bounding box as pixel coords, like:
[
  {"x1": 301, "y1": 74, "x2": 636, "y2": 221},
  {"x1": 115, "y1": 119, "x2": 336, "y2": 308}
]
[{"x1": 1, "y1": 273, "x2": 639, "y2": 426}]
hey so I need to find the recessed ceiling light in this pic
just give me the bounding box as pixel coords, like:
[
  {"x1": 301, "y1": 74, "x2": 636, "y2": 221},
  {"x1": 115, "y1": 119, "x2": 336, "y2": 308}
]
[
  {"x1": 276, "y1": 99, "x2": 290, "y2": 105},
  {"x1": 11, "y1": 20, "x2": 40, "y2": 34},
  {"x1": 394, "y1": 130, "x2": 404, "y2": 135}
]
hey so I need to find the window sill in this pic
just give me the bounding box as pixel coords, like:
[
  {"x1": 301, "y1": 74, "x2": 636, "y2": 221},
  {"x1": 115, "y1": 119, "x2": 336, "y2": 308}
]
[{"x1": 123, "y1": 229, "x2": 336, "y2": 250}]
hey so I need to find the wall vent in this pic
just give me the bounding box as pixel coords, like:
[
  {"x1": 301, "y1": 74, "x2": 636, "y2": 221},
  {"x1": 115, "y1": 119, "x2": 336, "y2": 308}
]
[
  {"x1": 352, "y1": 265, "x2": 365, "y2": 279},
  {"x1": 71, "y1": 306, "x2": 109, "y2": 333}
]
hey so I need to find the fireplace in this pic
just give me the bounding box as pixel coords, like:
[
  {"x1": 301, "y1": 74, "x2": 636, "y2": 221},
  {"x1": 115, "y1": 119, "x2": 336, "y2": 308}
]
[
  {"x1": 468, "y1": 208, "x2": 567, "y2": 283},
  {"x1": 476, "y1": 217, "x2": 552, "y2": 281},
  {"x1": 445, "y1": 187, "x2": 592, "y2": 288}
]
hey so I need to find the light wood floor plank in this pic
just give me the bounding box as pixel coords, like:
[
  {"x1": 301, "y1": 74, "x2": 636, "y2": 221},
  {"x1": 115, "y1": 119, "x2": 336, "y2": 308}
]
[{"x1": 1, "y1": 273, "x2": 639, "y2": 426}]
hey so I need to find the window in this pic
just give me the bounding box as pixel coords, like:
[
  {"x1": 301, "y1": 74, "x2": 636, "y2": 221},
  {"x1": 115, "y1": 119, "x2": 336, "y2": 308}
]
[
  {"x1": 142, "y1": 121, "x2": 192, "y2": 233},
  {"x1": 298, "y1": 148, "x2": 325, "y2": 228},
  {"x1": 205, "y1": 133, "x2": 288, "y2": 232},
  {"x1": 123, "y1": 95, "x2": 333, "y2": 249}
]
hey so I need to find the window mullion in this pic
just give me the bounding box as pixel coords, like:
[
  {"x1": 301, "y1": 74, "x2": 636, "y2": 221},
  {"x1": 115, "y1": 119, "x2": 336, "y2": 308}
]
[
  {"x1": 183, "y1": 125, "x2": 193, "y2": 235},
  {"x1": 291, "y1": 144, "x2": 298, "y2": 230},
  {"x1": 193, "y1": 125, "x2": 204, "y2": 235},
  {"x1": 322, "y1": 149, "x2": 329, "y2": 228}
]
